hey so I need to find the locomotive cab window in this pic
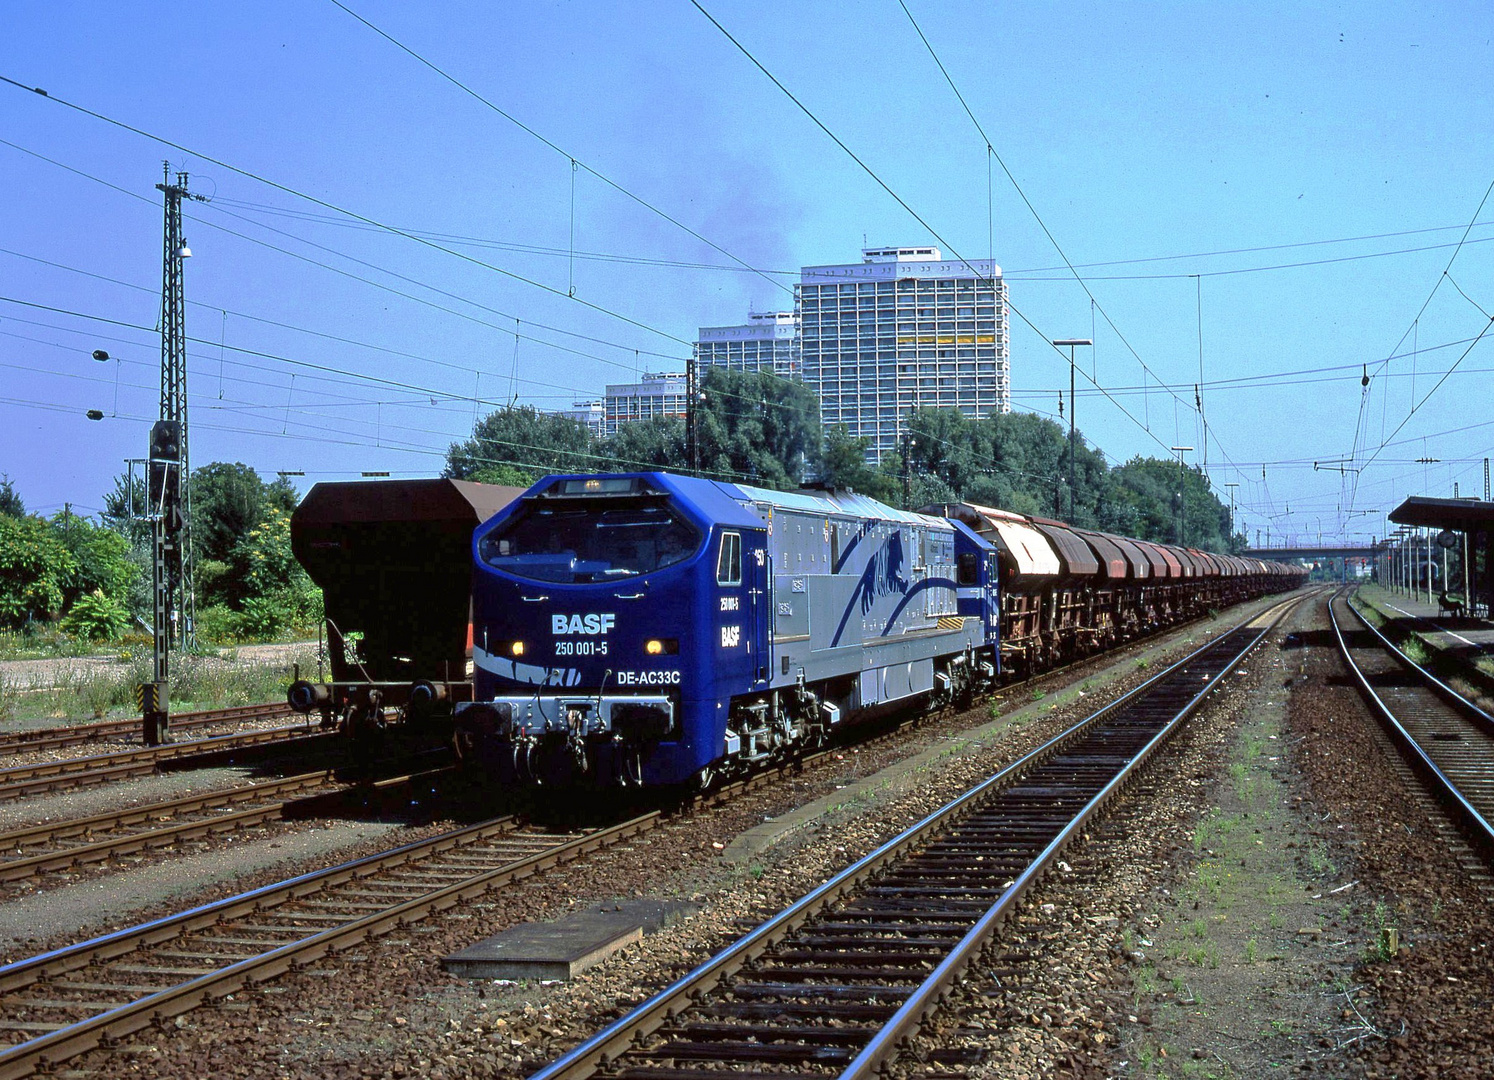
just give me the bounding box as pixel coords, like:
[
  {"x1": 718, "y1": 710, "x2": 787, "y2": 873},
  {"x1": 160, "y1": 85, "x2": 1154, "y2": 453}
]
[
  {"x1": 480, "y1": 501, "x2": 701, "y2": 584},
  {"x1": 957, "y1": 551, "x2": 979, "y2": 585},
  {"x1": 717, "y1": 531, "x2": 742, "y2": 586}
]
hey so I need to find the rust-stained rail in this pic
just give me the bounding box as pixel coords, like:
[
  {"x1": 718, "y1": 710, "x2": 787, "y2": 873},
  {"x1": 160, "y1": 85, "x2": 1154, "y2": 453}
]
[
  {"x1": 0, "y1": 590, "x2": 1306, "y2": 1078},
  {"x1": 0, "y1": 702, "x2": 296, "y2": 756},
  {"x1": 0, "y1": 770, "x2": 369, "y2": 883},
  {"x1": 0, "y1": 810, "x2": 659, "y2": 1079},
  {"x1": 0, "y1": 725, "x2": 327, "y2": 802}
]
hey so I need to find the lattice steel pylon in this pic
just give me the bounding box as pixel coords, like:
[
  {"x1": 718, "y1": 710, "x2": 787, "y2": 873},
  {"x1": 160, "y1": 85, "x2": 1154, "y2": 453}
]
[
  {"x1": 158, "y1": 163, "x2": 202, "y2": 647},
  {"x1": 143, "y1": 164, "x2": 204, "y2": 743}
]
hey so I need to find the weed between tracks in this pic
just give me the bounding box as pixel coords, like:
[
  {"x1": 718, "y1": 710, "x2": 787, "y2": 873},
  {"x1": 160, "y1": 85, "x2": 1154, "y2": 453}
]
[{"x1": 1120, "y1": 636, "x2": 1363, "y2": 1077}]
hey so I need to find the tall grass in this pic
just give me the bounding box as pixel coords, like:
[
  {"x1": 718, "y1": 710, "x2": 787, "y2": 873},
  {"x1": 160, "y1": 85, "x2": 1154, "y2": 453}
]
[
  {"x1": 0, "y1": 673, "x2": 16, "y2": 725},
  {"x1": 2, "y1": 648, "x2": 317, "y2": 722}
]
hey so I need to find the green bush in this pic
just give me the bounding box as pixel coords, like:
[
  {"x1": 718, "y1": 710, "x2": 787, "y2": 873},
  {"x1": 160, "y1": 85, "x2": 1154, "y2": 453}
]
[
  {"x1": 235, "y1": 593, "x2": 290, "y2": 640},
  {"x1": 0, "y1": 514, "x2": 77, "y2": 627},
  {"x1": 62, "y1": 588, "x2": 130, "y2": 641},
  {"x1": 195, "y1": 604, "x2": 240, "y2": 646}
]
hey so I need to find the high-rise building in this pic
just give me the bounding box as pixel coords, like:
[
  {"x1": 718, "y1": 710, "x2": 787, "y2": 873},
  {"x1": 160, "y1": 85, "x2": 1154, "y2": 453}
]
[
  {"x1": 551, "y1": 400, "x2": 605, "y2": 438},
  {"x1": 798, "y1": 246, "x2": 1009, "y2": 461},
  {"x1": 603, "y1": 372, "x2": 688, "y2": 437},
  {"x1": 695, "y1": 310, "x2": 801, "y2": 379}
]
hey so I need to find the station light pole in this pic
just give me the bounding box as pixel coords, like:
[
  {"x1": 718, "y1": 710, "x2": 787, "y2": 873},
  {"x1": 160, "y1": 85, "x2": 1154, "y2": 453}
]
[
  {"x1": 1170, "y1": 446, "x2": 1193, "y2": 545},
  {"x1": 1053, "y1": 339, "x2": 1092, "y2": 520}
]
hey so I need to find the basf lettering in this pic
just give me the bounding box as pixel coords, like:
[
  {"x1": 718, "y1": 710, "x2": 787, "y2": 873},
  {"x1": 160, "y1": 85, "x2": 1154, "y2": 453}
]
[{"x1": 552, "y1": 613, "x2": 617, "y2": 636}]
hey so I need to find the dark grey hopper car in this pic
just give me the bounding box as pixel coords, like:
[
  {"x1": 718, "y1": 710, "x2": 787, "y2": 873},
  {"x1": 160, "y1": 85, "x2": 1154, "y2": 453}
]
[{"x1": 288, "y1": 478, "x2": 524, "y2": 733}]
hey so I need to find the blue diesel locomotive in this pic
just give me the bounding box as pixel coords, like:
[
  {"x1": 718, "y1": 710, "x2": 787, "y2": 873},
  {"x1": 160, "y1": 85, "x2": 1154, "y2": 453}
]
[{"x1": 454, "y1": 472, "x2": 999, "y2": 787}]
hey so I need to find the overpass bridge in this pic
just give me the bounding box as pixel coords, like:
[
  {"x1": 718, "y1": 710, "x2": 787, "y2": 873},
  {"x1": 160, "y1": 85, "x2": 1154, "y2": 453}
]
[{"x1": 1241, "y1": 545, "x2": 1382, "y2": 561}]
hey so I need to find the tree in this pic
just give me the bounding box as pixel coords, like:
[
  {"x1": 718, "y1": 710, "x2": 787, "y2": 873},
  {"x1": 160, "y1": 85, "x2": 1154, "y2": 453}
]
[
  {"x1": 695, "y1": 368, "x2": 820, "y2": 488},
  {"x1": 101, "y1": 472, "x2": 150, "y2": 544},
  {"x1": 192, "y1": 462, "x2": 273, "y2": 568},
  {"x1": 52, "y1": 512, "x2": 137, "y2": 611},
  {"x1": 816, "y1": 424, "x2": 898, "y2": 501},
  {"x1": 604, "y1": 415, "x2": 687, "y2": 472},
  {"x1": 229, "y1": 504, "x2": 320, "y2": 639},
  {"x1": 184, "y1": 462, "x2": 309, "y2": 610},
  {"x1": 0, "y1": 475, "x2": 24, "y2": 518},
  {"x1": 0, "y1": 514, "x2": 76, "y2": 627},
  {"x1": 1108, "y1": 457, "x2": 1232, "y2": 551},
  {"x1": 445, "y1": 406, "x2": 597, "y2": 483}
]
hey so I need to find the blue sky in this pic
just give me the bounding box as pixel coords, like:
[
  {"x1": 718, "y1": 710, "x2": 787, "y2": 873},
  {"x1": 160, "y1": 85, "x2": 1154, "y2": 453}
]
[{"x1": 1, "y1": 0, "x2": 1490, "y2": 545}]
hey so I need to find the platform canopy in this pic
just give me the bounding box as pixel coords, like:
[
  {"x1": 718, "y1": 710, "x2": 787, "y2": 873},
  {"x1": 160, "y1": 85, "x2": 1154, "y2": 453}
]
[{"x1": 1388, "y1": 496, "x2": 1494, "y2": 532}]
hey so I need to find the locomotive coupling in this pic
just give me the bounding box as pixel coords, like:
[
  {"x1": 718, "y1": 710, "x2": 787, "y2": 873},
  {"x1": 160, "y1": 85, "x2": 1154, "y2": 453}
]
[
  {"x1": 287, "y1": 680, "x2": 332, "y2": 713},
  {"x1": 408, "y1": 680, "x2": 451, "y2": 707}
]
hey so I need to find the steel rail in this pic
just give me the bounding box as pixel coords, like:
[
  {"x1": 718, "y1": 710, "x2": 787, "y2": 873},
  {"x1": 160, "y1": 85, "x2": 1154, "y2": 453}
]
[
  {"x1": 0, "y1": 769, "x2": 414, "y2": 884},
  {"x1": 1331, "y1": 593, "x2": 1494, "y2": 856},
  {"x1": 0, "y1": 726, "x2": 328, "y2": 802},
  {"x1": 0, "y1": 771, "x2": 336, "y2": 852},
  {"x1": 0, "y1": 713, "x2": 932, "y2": 1079},
  {"x1": 0, "y1": 810, "x2": 654, "y2": 1080},
  {"x1": 529, "y1": 594, "x2": 1302, "y2": 1080},
  {"x1": 0, "y1": 702, "x2": 296, "y2": 756}
]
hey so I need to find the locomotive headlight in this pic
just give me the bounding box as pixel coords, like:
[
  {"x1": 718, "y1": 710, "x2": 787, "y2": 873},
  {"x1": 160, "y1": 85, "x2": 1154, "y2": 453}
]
[
  {"x1": 645, "y1": 639, "x2": 664, "y2": 656},
  {"x1": 510, "y1": 641, "x2": 526, "y2": 657},
  {"x1": 644, "y1": 639, "x2": 678, "y2": 655}
]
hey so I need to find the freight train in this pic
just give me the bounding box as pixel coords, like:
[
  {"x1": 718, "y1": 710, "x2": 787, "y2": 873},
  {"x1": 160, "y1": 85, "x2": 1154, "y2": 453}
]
[{"x1": 452, "y1": 471, "x2": 1305, "y2": 787}]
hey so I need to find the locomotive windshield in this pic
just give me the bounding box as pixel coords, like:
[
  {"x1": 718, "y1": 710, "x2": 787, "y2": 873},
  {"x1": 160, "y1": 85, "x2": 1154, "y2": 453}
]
[{"x1": 479, "y1": 501, "x2": 702, "y2": 584}]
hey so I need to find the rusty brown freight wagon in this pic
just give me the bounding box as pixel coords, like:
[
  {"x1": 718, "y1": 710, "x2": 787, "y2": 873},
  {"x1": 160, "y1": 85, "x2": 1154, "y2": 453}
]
[{"x1": 287, "y1": 478, "x2": 524, "y2": 735}]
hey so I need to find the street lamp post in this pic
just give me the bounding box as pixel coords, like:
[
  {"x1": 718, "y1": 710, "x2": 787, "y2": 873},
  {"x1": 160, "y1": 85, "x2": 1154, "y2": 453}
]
[
  {"x1": 1170, "y1": 445, "x2": 1193, "y2": 545},
  {"x1": 1053, "y1": 339, "x2": 1092, "y2": 520}
]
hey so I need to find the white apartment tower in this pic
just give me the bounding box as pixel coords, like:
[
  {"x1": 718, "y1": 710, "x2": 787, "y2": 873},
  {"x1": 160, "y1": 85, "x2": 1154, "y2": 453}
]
[
  {"x1": 551, "y1": 400, "x2": 606, "y2": 438},
  {"x1": 798, "y1": 246, "x2": 1010, "y2": 461},
  {"x1": 602, "y1": 372, "x2": 689, "y2": 437},
  {"x1": 695, "y1": 310, "x2": 801, "y2": 379}
]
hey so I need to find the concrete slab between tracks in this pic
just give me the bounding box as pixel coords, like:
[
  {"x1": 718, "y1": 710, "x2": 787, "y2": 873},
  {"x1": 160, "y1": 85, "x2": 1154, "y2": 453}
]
[
  {"x1": 722, "y1": 594, "x2": 1297, "y2": 866},
  {"x1": 442, "y1": 898, "x2": 698, "y2": 981}
]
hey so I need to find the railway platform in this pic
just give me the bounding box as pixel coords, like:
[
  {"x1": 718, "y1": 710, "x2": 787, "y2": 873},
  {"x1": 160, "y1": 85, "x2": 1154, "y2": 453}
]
[
  {"x1": 1354, "y1": 584, "x2": 1494, "y2": 705},
  {"x1": 1359, "y1": 584, "x2": 1494, "y2": 654}
]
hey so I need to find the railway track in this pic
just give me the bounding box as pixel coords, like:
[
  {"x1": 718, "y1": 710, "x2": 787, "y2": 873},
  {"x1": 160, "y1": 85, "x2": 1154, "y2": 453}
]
[
  {"x1": 0, "y1": 770, "x2": 362, "y2": 885},
  {"x1": 0, "y1": 725, "x2": 327, "y2": 803},
  {"x1": 0, "y1": 591, "x2": 1304, "y2": 1078},
  {"x1": 0, "y1": 702, "x2": 296, "y2": 758},
  {"x1": 0, "y1": 814, "x2": 631, "y2": 1078},
  {"x1": 1331, "y1": 592, "x2": 1494, "y2": 854},
  {"x1": 0, "y1": 736, "x2": 839, "y2": 1079},
  {"x1": 529, "y1": 594, "x2": 1301, "y2": 1080}
]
